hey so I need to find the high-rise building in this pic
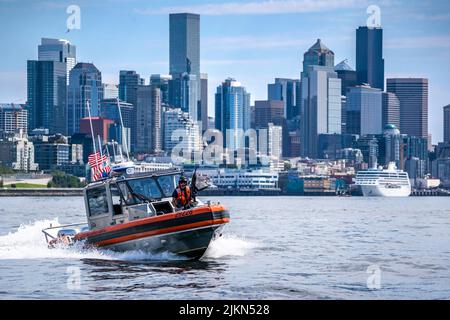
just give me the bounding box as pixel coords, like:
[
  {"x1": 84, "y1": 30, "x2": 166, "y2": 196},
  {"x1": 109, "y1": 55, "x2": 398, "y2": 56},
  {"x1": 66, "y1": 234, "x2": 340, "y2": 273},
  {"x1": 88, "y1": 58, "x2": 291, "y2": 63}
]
[
  {"x1": 300, "y1": 65, "x2": 341, "y2": 158},
  {"x1": 346, "y1": 85, "x2": 383, "y2": 136},
  {"x1": 68, "y1": 63, "x2": 104, "y2": 136},
  {"x1": 135, "y1": 85, "x2": 162, "y2": 154},
  {"x1": 100, "y1": 99, "x2": 134, "y2": 129},
  {"x1": 382, "y1": 92, "x2": 400, "y2": 129},
  {"x1": 267, "y1": 123, "x2": 283, "y2": 159},
  {"x1": 38, "y1": 38, "x2": 76, "y2": 84},
  {"x1": 215, "y1": 78, "x2": 251, "y2": 150},
  {"x1": 119, "y1": 70, "x2": 145, "y2": 151},
  {"x1": 163, "y1": 108, "x2": 201, "y2": 155},
  {"x1": 267, "y1": 78, "x2": 300, "y2": 120},
  {"x1": 254, "y1": 100, "x2": 284, "y2": 129},
  {"x1": 169, "y1": 13, "x2": 201, "y2": 122},
  {"x1": 387, "y1": 78, "x2": 428, "y2": 139},
  {"x1": 383, "y1": 124, "x2": 402, "y2": 168},
  {"x1": 169, "y1": 13, "x2": 200, "y2": 77},
  {"x1": 103, "y1": 83, "x2": 119, "y2": 99},
  {"x1": 335, "y1": 59, "x2": 357, "y2": 96},
  {"x1": 444, "y1": 105, "x2": 450, "y2": 144},
  {"x1": 0, "y1": 104, "x2": 28, "y2": 135},
  {"x1": 27, "y1": 60, "x2": 67, "y2": 134},
  {"x1": 79, "y1": 117, "x2": 115, "y2": 144},
  {"x1": 169, "y1": 73, "x2": 198, "y2": 121},
  {"x1": 150, "y1": 74, "x2": 172, "y2": 107},
  {"x1": 302, "y1": 39, "x2": 335, "y2": 73},
  {"x1": 199, "y1": 73, "x2": 208, "y2": 132},
  {"x1": 356, "y1": 26, "x2": 384, "y2": 90}
]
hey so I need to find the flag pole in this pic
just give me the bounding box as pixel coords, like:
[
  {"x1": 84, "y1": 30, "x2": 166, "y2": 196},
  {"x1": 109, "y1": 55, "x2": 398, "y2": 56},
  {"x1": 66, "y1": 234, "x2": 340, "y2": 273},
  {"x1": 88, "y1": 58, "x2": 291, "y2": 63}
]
[
  {"x1": 116, "y1": 97, "x2": 130, "y2": 161},
  {"x1": 86, "y1": 100, "x2": 97, "y2": 155}
]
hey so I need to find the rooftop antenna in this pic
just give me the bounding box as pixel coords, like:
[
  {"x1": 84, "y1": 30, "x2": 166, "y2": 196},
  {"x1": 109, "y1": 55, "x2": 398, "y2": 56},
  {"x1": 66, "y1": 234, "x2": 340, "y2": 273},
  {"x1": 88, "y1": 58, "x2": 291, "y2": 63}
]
[{"x1": 116, "y1": 98, "x2": 130, "y2": 161}]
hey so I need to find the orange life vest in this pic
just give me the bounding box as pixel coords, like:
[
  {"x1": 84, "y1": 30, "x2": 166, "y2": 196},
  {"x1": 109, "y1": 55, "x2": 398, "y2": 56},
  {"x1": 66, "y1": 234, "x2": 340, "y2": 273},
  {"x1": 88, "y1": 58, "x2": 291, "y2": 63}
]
[{"x1": 176, "y1": 186, "x2": 191, "y2": 206}]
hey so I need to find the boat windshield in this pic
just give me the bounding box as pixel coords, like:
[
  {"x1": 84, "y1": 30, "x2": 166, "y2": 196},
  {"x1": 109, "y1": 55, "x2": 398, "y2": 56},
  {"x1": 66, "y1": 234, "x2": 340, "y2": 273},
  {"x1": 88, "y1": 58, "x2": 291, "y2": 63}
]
[{"x1": 116, "y1": 174, "x2": 181, "y2": 205}]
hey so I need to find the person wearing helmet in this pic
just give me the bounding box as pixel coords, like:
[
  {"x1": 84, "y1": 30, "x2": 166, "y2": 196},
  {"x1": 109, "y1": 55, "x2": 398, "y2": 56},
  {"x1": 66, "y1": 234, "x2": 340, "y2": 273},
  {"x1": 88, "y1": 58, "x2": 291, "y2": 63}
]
[{"x1": 172, "y1": 176, "x2": 192, "y2": 209}]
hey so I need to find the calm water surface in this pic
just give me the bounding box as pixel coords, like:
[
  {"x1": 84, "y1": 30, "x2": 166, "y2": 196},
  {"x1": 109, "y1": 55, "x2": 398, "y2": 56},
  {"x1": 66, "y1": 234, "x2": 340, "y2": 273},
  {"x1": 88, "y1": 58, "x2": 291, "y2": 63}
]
[{"x1": 0, "y1": 196, "x2": 449, "y2": 299}]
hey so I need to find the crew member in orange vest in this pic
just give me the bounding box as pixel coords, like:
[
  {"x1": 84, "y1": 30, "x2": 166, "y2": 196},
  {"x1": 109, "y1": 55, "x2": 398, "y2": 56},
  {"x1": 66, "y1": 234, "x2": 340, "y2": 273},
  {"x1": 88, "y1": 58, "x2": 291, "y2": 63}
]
[{"x1": 172, "y1": 176, "x2": 193, "y2": 209}]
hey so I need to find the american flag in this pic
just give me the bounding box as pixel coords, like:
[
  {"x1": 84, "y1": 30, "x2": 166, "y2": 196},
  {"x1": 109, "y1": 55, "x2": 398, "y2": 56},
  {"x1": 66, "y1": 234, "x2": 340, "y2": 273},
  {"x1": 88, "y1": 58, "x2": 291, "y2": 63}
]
[{"x1": 89, "y1": 152, "x2": 111, "y2": 181}]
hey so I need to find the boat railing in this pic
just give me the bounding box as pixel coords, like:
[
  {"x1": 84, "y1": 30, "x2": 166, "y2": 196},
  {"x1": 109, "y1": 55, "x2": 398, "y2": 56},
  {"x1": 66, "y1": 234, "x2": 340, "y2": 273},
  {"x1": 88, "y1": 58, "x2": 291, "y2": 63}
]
[{"x1": 42, "y1": 222, "x2": 87, "y2": 244}]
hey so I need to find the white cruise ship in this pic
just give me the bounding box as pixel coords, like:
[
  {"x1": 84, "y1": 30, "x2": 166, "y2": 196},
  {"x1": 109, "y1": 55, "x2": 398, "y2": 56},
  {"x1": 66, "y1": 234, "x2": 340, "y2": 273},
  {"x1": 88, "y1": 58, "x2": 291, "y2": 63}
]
[{"x1": 355, "y1": 162, "x2": 411, "y2": 197}]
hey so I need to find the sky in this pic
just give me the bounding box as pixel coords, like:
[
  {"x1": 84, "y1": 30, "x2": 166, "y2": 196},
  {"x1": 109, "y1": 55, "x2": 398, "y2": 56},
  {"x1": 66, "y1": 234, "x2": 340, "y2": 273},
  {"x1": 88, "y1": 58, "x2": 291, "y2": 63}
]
[{"x1": 0, "y1": 0, "x2": 449, "y2": 143}]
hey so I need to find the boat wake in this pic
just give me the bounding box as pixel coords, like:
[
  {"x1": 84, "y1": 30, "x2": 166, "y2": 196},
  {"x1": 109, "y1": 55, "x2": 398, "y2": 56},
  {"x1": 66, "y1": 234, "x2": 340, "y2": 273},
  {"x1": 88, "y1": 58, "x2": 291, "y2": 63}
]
[{"x1": 0, "y1": 219, "x2": 257, "y2": 262}]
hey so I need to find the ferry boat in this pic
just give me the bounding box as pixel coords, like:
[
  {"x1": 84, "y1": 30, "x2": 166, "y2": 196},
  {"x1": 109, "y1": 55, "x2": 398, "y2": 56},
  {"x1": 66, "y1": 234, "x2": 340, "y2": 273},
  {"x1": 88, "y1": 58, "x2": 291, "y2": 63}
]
[
  {"x1": 42, "y1": 168, "x2": 230, "y2": 259},
  {"x1": 355, "y1": 162, "x2": 411, "y2": 197}
]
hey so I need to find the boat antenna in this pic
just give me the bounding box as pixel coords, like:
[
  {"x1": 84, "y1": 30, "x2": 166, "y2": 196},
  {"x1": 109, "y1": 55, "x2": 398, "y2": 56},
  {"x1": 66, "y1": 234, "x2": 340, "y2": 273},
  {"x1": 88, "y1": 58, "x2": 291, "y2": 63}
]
[
  {"x1": 111, "y1": 140, "x2": 117, "y2": 162},
  {"x1": 97, "y1": 135, "x2": 104, "y2": 159},
  {"x1": 116, "y1": 97, "x2": 130, "y2": 161},
  {"x1": 86, "y1": 100, "x2": 97, "y2": 156}
]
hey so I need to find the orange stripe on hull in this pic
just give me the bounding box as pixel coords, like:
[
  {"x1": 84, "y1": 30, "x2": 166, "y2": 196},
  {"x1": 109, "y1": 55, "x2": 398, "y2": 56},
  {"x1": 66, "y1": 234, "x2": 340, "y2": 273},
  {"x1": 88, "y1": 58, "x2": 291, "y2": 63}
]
[{"x1": 95, "y1": 218, "x2": 230, "y2": 247}]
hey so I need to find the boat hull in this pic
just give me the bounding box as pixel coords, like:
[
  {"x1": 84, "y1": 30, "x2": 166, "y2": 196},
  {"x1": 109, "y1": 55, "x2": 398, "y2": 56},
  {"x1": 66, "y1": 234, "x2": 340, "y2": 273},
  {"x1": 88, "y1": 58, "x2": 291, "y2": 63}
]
[
  {"x1": 75, "y1": 205, "x2": 229, "y2": 260},
  {"x1": 360, "y1": 185, "x2": 411, "y2": 197}
]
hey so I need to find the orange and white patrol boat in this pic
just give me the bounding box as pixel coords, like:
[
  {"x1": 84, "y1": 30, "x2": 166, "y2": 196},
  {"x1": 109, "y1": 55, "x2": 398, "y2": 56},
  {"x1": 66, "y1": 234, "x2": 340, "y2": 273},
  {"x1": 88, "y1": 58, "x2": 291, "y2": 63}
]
[{"x1": 43, "y1": 168, "x2": 230, "y2": 259}]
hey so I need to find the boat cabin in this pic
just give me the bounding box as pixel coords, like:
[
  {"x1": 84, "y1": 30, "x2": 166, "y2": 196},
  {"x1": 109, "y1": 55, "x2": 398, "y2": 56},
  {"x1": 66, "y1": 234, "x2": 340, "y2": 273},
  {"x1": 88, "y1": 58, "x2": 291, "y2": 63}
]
[{"x1": 84, "y1": 169, "x2": 183, "y2": 230}]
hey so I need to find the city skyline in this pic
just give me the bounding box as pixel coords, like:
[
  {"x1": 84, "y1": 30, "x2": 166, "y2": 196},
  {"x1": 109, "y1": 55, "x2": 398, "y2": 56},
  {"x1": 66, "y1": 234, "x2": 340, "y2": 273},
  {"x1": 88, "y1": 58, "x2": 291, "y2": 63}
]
[{"x1": 0, "y1": 0, "x2": 449, "y2": 142}]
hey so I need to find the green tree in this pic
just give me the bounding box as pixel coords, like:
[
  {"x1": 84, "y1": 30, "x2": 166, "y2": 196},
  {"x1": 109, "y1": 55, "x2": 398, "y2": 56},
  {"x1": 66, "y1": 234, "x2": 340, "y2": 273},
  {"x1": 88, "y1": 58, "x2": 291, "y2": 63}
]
[{"x1": 48, "y1": 171, "x2": 86, "y2": 188}]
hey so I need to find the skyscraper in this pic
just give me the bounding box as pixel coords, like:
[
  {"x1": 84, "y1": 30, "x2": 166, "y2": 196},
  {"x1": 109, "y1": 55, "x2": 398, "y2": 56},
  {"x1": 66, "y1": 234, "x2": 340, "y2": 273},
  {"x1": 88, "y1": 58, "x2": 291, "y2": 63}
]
[
  {"x1": 169, "y1": 13, "x2": 200, "y2": 77},
  {"x1": 119, "y1": 70, "x2": 145, "y2": 151},
  {"x1": 387, "y1": 78, "x2": 428, "y2": 139},
  {"x1": 267, "y1": 78, "x2": 300, "y2": 120},
  {"x1": 300, "y1": 65, "x2": 341, "y2": 158},
  {"x1": 382, "y1": 92, "x2": 400, "y2": 129},
  {"x1": 169, "y1": 13, "x2": 201, "y2": 122},
  {"x1": 150, "y1": 74, "x2": 172, "y2": 107},
  {"x1": 356, "y1": 26, "x2": 384, "y2": 90},
  {"x1": 68, "y1": 63, "x2": 104, "y2": 136},
  {"x1": 254, "y1": 100, "x2": 284, "y2": 129},
  {"x1": 335, "y1": 59, "x2": 357, "y2": 96},
  {"x1": 38, "y1": 38, "x2": 76, "y2": 84},
  {"x1": 199, "y1": 73, "x2": 209, "y2": 132},
  {"x1": 444, "y1": 105, "x2": 450, "y2": 144},
  {"x1": 302, "y1": 39, "x2": 335, "y2": 72},
  {"x1": 135, "y1": 85, "x2": 162, "y2": 153},
  {"x1": 215, "y1": 78, "x2": 251, "y2": 150},
  {"x1": 27, "y1": 60, "x2": 67, "y2": 134},
  {"x1": 346, "y1": 85, "x2": 382, "y2": 136}
]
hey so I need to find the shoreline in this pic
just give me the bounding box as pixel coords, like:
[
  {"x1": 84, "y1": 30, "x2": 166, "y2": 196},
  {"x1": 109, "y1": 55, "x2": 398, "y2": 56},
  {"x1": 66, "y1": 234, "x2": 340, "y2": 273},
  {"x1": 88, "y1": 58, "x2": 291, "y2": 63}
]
[{"x1": 0, "y1": 188, "x2": 448, "y2": 197}]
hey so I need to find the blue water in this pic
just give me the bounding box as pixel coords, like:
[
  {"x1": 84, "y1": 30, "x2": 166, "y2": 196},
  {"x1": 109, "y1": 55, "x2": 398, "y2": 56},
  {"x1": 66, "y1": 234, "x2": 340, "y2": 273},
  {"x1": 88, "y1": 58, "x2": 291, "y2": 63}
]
[{"x1": 0, "y1": 196, "x2": 449, "y2": 299}]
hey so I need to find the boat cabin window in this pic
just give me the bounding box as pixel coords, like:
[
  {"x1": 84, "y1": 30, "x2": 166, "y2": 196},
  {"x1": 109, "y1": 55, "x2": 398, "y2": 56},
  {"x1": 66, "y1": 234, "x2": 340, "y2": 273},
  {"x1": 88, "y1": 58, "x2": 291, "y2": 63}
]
[
  {"x1": 87, "y1": 187, "x2": 109, "y2": 216},
  {"x1": 109, "y1": 184, "x2": 123, "y2": 215},
  {"x1": 127, "y1": 178, "x2": 162, "y2": 201},
  {"x1": 157, "y1": 175, "x2": 179, "y2": 197}
]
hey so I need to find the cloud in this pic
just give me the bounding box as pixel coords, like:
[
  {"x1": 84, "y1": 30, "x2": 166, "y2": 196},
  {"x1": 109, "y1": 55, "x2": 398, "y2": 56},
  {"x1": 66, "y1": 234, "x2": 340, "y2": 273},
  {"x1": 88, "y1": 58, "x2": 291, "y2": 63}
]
[
  {"x1": 134, "y1": 0, "x2": 369, "y2": 16},
  {"x1": 386, "y1": 35, "x2": 450, "y2": 49}
]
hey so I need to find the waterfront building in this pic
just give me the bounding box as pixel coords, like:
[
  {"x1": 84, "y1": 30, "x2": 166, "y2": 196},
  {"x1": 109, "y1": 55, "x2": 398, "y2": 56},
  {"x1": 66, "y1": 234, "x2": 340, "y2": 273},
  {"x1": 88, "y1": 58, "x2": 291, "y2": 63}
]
[
  {"x1": 356, "y1": 26, "x2": 384, "y2": 90},
  {"x1": 68, "y1": 63, "x2": 104, "y2": 135},
  {"x1": 0, "y1": 130, "x2": 38, "y2": 172},
  {"x1": 202, "y1": 169, "x2": 279, "y2": 190},
  {"x1": 33, "y1": 134, "x2": 70, "y2": 171},
  {"x1": 387, "y1": 78, "x2": 428, "y2": 139},
  {"x1": 0, "y1": 104, "x2": 28, "y2": 135},
  {"x1": 267, "y1": 123, "x2": 283, "y2": 159}
]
